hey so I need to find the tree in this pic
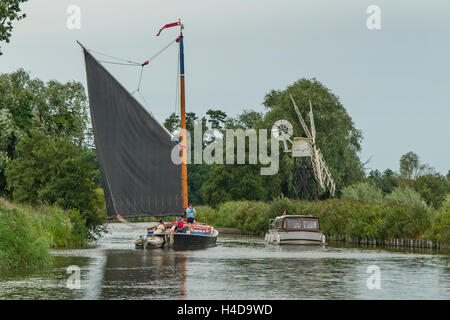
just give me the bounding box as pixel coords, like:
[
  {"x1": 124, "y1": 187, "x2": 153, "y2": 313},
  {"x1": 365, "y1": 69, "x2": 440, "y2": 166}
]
[
  {"x1": 399, "y1": 151, "x2": 435, "y2": 179},
  {"x1": 0, "y1": 69, "x2": 90, "y2": 195},
  {"x1": 163, "y1": 112, "x2": 201, "y2": 134},
  {"x1": 200, "y1": 132, "x2": 283, "y2": 207},
  {"x1": 186, "y1": 112, "x2": 198, "y2": 132},
  {"x1": 0, "y1": 0, "x2": 29, "y2": 55},
  {"x1": 410, "y1": 174, "x2": 449, "y2": 209},
  {"x1": 201, "y1": 164, "x2": 279, "y2": 208},
  {"x1": 341, "y1": 182, "x2": 384, "y2": 203},
  {"x1": 385, "y1": 186, "x2": 427, "y2": 207},
  {"x1": 206, "y1": 109, "x2": 227, "y2": 130},
  {"x1": 368, "y1": 169, "x2": 398, "y2": 194},
  {"x1": 5, "y1": 130, "x2": 101, "y2": 229},
  {"x1": 163, "y1": 112, "x2": 180, "y2": 133},
  {"x1": 262, "y1": 78, "x2": 365, "y2": 195},
  {"x1": 187, "y1": 164, "x2": 211, "y2": 205},
  {"x1": 399, "y1": 152, "x2": 420, "y2": 179},
  {"x1": 226, "y1": 109, "x2": 263, "y2": 129}
]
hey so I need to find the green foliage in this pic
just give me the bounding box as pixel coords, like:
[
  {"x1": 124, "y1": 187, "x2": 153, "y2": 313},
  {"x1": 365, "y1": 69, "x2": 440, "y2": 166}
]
[
  {"x1": 201, "y1": 164, "x2": 281, "y2": 208},
  {"x1": 79, "y1": 149, "x2": 102, "y2": 187},
  {"x1": 0, "y1": 203, "x2": 50, "y2": 269},
  {"x1": 410, "y1": 174, "x2": 449, "y2": 209},
  {"x1": 187, "y1": 164, "x2": 211, "y2": 205},
  {"x1": 385, "y1": 186, "x2": 427, "y2": 207},
  {"x1": 225, "y1": 109, "x2": 263, "y2": 129},
  {"x1": 196, "y1": 199, "x2": 437, "y2": 242},
  {"x1": 197, "y1": 201, "x2": 271, "y2": 235},
  {"x1": 341, "y1": 182, "x2": 384, "y2": 203},
  {"x1": 0, "y1": 0, "x2": 28, "y2": 55},
  {"x1": 261, "y1": 78, "x2": 365, "y2": 195},
  {"x1": 0, "y1": 69, "x2": 90, "y2": 196},
  {"x1": 163, "y1": 112, "x2": 180, "y2": 133},
  {"x1": 164, "y1": 79, "x2": 366, "y2": 206},
  {"x1": 206, "y1": 109, "x2": 227, "y2": 130},
  {"x1": 399, "y1": 151, "x2": 435, "y2": 180},
  {"x1": 427, "y1": 210, "x2": 450, "y2": 244},
  {"x1": 400, "y1": 151, "x2": 420, "y2": 179},
  {"x1": 368, "y1": 169, "x2": 398, "y2": 194},
  {"x1": 0, "y1": 198, "x2": 93, "y2": 269},
  {"x1": 5, "y1": 130, "x2": 104, "y2": 238},
  {"x1": 426, "y1": 195, "x2": 450, "y2": 243}
]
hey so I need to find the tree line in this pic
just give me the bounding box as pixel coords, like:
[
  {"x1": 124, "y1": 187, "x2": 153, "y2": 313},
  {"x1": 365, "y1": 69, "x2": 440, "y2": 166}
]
[{"x1": 165, "y1": 78, "x2": 366, "y2": 207}]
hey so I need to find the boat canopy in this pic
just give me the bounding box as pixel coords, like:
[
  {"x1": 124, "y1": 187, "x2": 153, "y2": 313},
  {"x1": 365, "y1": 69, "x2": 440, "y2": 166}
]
[
  {"x1": 82, "y1": 47, "x2": 183, "y2": 219},
  {"x1": 272, "y1": 215, "x2": 320, "y2": 231}
]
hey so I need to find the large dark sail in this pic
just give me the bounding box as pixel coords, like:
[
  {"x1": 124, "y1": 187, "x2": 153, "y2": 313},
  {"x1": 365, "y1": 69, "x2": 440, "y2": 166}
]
[{"x1": 82, "y1": 47, "x2": 182, "y2": 219}]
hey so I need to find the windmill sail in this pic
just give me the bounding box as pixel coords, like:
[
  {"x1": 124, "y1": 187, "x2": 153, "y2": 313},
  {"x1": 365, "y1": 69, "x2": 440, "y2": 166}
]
[
  {"x1": 289, "y1": 94, "x2": 336, "y2": 197},
  {"x1": 82, "y1": 47, "x2": 183, "y2": 219}
]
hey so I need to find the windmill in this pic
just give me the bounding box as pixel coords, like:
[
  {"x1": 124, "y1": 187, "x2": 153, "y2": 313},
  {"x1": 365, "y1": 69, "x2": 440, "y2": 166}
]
[{"x1": 289, "y1": 94, "x2": 336, "y2": 197}]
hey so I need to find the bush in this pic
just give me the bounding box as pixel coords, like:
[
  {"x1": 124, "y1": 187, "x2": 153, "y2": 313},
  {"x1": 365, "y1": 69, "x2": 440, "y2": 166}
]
[
  {"x1": 5, "y1": 131, "x2": 105, "y2": 239},
  {"x1": 426, "y1": 196, "x2": 450, "y2": 243},
  {"x1": 0, "y1": 203, "x2": 51, "y2": 269},
  {"x1": 341, "y1": 182, "x2": 384, "y2": 203},
  {"x1": 385, "y1": 186, "x2": 428, "y2": 208},
  {"x1": 0, "y1": 199, "x2": 93, "y2": 269},
  {"x1": 196, "y1": 198, "x2": 440, "y2": 242}
]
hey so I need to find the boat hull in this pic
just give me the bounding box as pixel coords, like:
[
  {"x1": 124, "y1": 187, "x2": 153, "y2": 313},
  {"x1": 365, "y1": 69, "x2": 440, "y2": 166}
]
[
  {"x1": 171, "y1": 230, "x2": 218, "y2": 249},
  {"x1": 136, "y1": 229, "x2": 218, "y2": 249},
  {"x1": 265, "y1": 230, "x2": 325, "y2": 245}
]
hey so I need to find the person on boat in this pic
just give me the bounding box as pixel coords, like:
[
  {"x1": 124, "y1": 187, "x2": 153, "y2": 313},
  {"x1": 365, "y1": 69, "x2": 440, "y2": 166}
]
[
  {"x1": 186, "y1": 204, "x2": 196, "y2": 224},
  {"x1": 154, "y1": 220, "x2": 166, "y2": 234},
  {"x1": 174, "y1": 216, "x2": 185, "y2": 233}
]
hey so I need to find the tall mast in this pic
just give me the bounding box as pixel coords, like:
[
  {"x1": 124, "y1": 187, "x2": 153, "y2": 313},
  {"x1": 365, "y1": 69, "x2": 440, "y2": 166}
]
[{"x1": 178, "y1": 18, "x2": 188, "y2": 210}]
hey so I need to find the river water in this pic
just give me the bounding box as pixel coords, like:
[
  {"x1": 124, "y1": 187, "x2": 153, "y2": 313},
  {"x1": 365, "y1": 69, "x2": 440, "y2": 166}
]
[{"x1": 0, "y1": 222, "x2": 449, "y2": 300}]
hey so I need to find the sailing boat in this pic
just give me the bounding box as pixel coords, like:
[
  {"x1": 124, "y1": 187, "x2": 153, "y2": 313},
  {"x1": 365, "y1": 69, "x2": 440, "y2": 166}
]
[{"x1": 79, "y1": 19, "x2": 218, "y2": 249}]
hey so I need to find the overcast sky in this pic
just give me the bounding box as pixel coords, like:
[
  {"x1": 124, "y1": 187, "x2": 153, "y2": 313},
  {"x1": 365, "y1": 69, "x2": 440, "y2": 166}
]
[{"x1": 1, "y1": 0, "x2": 449, "y2": 175}]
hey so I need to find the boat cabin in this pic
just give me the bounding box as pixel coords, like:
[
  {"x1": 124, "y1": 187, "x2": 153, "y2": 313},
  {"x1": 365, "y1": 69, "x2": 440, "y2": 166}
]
[{"x1": 270, "y1": 215, "x2": 321, "y2": 232}]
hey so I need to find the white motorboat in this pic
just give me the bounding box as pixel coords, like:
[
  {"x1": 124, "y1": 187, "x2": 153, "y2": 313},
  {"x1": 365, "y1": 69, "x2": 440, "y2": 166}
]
[{"x1": 265, "y1": 215, "x2": 325, "y2": 245}]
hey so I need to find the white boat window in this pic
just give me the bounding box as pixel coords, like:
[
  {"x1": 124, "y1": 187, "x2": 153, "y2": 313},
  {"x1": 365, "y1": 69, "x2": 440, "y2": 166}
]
[
  {"x1": 284, "y1": 218, "x2": 303, "y2": 229},
  {"x1": 303, "y1": 220, "x2": 318, "y2": 229}
]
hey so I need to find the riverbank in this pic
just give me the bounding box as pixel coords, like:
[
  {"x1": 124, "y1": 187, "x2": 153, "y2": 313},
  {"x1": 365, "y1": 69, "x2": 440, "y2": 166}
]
[
  {"x1": 0, "y1": 199, "x2": 92, "y2": 269},
  {"x1": 195, "y1": 198, "x2": 450, "y2": 247}
]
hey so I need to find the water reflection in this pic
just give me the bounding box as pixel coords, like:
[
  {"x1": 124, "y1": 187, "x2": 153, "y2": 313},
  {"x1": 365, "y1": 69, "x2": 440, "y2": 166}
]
[{"x1": 99, "y1": 249, "x2": 188, "y2": 299}]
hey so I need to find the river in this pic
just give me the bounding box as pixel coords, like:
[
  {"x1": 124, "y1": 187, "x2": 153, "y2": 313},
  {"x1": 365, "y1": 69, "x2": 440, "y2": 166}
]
[{"x1": 0, "y1": 222, "x2": 449, "y2": 299}]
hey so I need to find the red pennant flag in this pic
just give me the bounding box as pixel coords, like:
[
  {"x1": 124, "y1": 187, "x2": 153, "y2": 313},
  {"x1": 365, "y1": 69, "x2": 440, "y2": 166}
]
[{"x1": 156, "y1": 22, "x2": 180, "y2": 36}]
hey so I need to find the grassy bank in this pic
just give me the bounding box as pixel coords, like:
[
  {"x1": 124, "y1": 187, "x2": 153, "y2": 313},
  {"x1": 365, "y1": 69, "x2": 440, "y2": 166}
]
[
  {"x1": 0, "y1": 199, "x2": 93, "y2": 269},
  {"x1": 196, "y1": 198, "x2": 450, "y2": 244}
]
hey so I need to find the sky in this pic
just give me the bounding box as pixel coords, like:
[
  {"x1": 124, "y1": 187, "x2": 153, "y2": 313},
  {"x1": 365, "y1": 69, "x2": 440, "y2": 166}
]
[{"x1": 1, "y1": 0, "x2": 449, "y2": 175}]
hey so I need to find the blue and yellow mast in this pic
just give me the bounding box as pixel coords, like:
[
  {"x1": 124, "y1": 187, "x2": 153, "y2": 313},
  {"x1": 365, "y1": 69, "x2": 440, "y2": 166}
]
[
  {"x1": 178, "y1": 18, "x2": 188, "y2": 211},
  {"x1": 156, "y1": 18, "x2": 188, "y2": 211}
]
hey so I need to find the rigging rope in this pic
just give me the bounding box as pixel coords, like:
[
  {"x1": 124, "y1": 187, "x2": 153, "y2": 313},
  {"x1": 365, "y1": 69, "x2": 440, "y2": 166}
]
[
  {"x1": 88, "y1": 49, "x2": 141, "y2": 66},
  {"x1": 97, "y1": 60, "x2": 142, "y2": 66},
  {"x1": 130, "y1": 38, "x2": 178, "y2": 99},
  {"x1": 142, "y1": 38, "x2": 177, "y2": 66}
]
